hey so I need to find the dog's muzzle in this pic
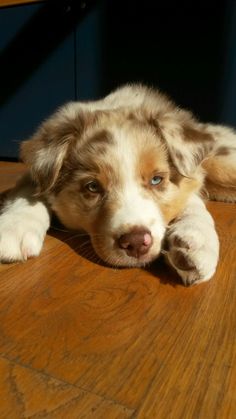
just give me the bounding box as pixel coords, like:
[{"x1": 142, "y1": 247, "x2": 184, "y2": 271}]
[{"x1": 117, "y1": 227, "x2": 153, "y2": 259}]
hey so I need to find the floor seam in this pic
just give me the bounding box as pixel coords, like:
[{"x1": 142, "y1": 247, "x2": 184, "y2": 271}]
[{"x1": 0, "y1": 352, "x2": 135, "y2": 414}]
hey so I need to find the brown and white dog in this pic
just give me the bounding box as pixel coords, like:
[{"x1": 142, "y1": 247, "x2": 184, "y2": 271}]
[{"x1": 1, "y1": 84, "x2": 236, "y2": 285}]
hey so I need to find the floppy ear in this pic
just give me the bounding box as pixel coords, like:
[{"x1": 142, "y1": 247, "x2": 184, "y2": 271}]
[
  {"x1": 20, "y1": 105, "x2": 87, "y2": 194},
  {"x1": 156, "y1": 110, "x2": 215, "y2": 176}
]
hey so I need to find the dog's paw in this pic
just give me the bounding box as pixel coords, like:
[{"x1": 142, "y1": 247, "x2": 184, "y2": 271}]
[
  {"x1": 164, "y1": 224, "x2": 219, "y2": 286},
  {"x1": 0, "y1": 221, "x2": 45, "y2": 263},
  {"x1": 0, "y1": 198, "x2": 50, "y2": 263}
]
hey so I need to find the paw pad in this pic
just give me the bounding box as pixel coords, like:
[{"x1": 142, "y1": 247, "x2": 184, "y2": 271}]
[{"x1": 171, "y1": 248, "x2": 196, "y2": 271}]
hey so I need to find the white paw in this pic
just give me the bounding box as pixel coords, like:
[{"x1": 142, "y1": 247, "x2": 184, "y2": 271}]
[
  {"x1": 0, "y1": 198, "x2": 50, "y2": 263},
  {"x1": 0, "y1": 226, "x2": 44, "y2": 262},
  {"x1": 164, "y1": 220, "x2": 219, "y2": 286}
]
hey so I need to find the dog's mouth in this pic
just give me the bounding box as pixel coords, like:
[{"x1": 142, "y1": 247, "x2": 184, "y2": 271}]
[
  {"x1": 95, "y1": 249, "x2": 159, "y2": 268},
  {"x1": 116, "y1": 251, "x2": 159, "y2": 268}
]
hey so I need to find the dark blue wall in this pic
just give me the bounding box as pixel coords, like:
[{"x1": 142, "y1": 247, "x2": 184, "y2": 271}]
[
  {"x1": 0, "y1": 0, "x2": 235, "y2": 159},
  {"x1": 0, "y1": 1, "x2": 102, "y2": 158},
  {"x1": 221, "y1": 0, "x2": 236, "y2": 126},
  {"x1": 101, "y1": 0, "x2": 236, "y2": 126}
]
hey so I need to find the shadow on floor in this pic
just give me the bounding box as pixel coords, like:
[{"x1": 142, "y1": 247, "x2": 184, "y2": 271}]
[{"x1": 49, "y1": 222, "x2": 182, "y2": 288}]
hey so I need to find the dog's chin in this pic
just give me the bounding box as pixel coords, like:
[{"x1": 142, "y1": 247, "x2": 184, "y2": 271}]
[{"x1": 93, "y1": 248, "x2": 160, "y2": 268}]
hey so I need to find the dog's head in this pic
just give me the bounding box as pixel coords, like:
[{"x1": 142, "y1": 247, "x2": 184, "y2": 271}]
[{"x1": 21, "y1": 85, "x2": 214, "y2": 267}]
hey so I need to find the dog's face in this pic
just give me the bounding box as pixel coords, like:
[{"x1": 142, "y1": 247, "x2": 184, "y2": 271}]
[{"x1": 21, "y1": 85, "x2": 213, "y2": 267}]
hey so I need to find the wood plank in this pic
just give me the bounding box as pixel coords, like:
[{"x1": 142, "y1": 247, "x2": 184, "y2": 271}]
[
  {"x1": 0, "y1": 0, "x2": 43, "y2": 7},
  {"x1": 0, "y1": 162, "x2": 235, "y2": 418},
  {"x1": 0, "y1": 162, "x2": 26, "y2": 191},
  {"x1": 0, "y1": 356, "x2": 133, "y2": 418}
]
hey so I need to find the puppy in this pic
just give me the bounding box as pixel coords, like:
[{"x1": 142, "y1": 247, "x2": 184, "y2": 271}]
[{"x1": 0, "y1": 84, "x2": 236, "y2": 285}]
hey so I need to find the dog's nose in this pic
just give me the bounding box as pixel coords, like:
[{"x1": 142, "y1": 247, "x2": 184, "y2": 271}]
[{"x1": 118, "y1": 228, "x2": 153, "y2": 258}]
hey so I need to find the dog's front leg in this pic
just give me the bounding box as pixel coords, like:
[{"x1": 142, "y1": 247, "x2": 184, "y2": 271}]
[
  {"x1": 0, "y1": 175, "x2": 50, "y2": 263},
  {"x1": 163, "y1": 195, "x2": 219, "y2": 286}
]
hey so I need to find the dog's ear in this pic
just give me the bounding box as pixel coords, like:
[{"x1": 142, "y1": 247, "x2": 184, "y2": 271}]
[
  {"x1": 21, "y1": 105, "x2": 89, "y2": 193},
  {"x1": 152, "y1": 110, "x2": 215, "y2": 176}
]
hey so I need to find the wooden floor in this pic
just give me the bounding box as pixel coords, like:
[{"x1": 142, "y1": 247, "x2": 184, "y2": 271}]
[{"x1": 0, "y1": 162, "x2": 235, "y2": 419}]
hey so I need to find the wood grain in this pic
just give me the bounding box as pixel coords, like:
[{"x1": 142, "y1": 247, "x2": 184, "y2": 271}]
[
  {"x1": 0, "y1": 356, "x2": 133, "y2": 418},
  {"x1": 0, "y1": 0, "x2": 43, "y2": 7},
  {"x1": 0, "y1": 162, "x2": 235, "y2": 418}
]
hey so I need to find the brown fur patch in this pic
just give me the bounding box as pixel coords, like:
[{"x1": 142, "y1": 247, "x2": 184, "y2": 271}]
[
  {"x1": 86, "y1": 129, "x2": 114, "y2": 148},
  {"x1": 215, "y1": 146, "x2": 231, "y2": 156},
  {"x1": 137, "y1": 144, "x2": 169, "y2": 192},
  {"x1": 182, "y1": 124, "x2": 214, "y2": 143},
  {"x1": 158, "y1": 175, "x2": 202, "y2": 223}
]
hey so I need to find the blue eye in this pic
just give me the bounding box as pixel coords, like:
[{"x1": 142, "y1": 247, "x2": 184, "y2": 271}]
[{"x1": 150, "y1": 175, "x2": 163, "y2": 186}]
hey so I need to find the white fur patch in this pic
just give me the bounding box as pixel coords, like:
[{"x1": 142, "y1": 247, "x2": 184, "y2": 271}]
[
  {"x1": 165, "y1": 195, "x2": 219, "y2": 285},
  {"x1": 0, "y1": 197, "x2": 50, "y2": 262}
]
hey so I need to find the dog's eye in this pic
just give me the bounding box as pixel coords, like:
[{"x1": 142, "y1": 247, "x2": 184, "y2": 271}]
[
  {"x1": 150, "y1": 175, "x2": 163, "y2": 186},
  {"x1": 85, "y1": 180, "x2": 101, "y2": 193}
]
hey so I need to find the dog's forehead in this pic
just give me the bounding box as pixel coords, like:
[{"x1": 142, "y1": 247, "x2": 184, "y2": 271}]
[
  {"x1": 84, "y1": 117, "x2": 164, "y2": 157},
  {"x1": 73, "y1": 115, "x2": 168, "y2": 179}
]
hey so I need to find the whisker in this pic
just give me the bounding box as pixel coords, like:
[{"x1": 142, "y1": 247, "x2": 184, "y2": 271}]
[
  {"x1": 79, "y1": 239, "x2": 93, "y2": 249},
  {"x1": 50, "y1": 226, "x2": 71, "y2": 233}
]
